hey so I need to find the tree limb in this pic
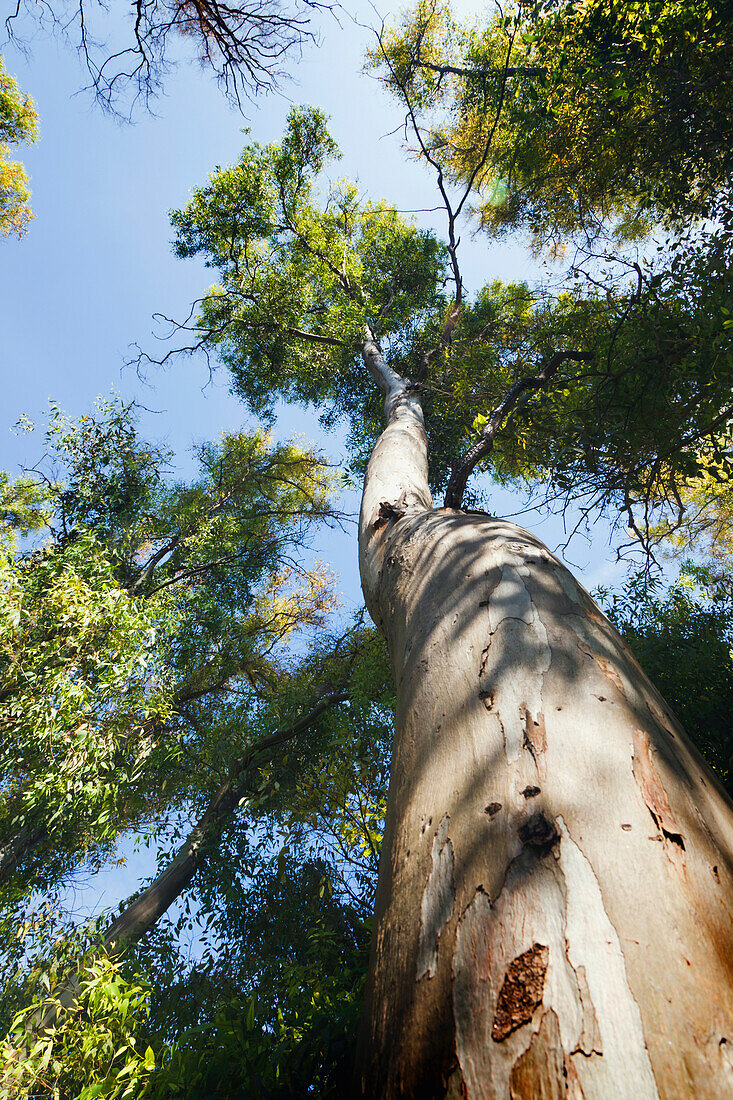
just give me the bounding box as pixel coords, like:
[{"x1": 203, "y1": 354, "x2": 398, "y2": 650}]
[{"x1": 444, "y1": 350, "x2": 593, "y2": 509}]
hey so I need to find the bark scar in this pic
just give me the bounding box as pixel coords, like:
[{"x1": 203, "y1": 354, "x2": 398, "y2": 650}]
[
  {"x1": 521, "y1": 705, "x2": 548, "y2": 777},
  {"x1": 509, "y1": 1009, "x2": 566, "y2": 1100},
  {"x1": 576, "y1": 639, "x2": 626, "y2": 696},
  {"x1": 417, "y1": 814, "x2": 455, "y2": 980},
  {"x1": 519, "y1": 811, "x2": 559, "y2": 853},
  {"x1": 573, "y1": 964, "x2": 603, "y2": 1056},
  {"x1": 492, "y1": 942, "x2": 549, "y2": 1041},
  {"x1": 479, "y1": 688, "x2": 494, "y2": 711}
]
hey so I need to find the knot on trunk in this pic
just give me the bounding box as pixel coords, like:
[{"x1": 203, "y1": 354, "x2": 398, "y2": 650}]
[{"x1": 518, "y1": 811, "x2": 559, "y2": 853}]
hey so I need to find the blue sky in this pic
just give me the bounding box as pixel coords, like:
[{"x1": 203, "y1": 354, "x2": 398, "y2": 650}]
[{"x1": 2, "y1": 0, "x2": 523, "y2": 461}]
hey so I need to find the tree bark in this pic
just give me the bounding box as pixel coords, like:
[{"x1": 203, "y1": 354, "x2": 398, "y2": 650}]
[
  {"x1": 354, "y1": 369, "x2": 733, "y2": 1098},
  {"x1": 0, "y1": 823, "x2": 45, "y2": 883}
]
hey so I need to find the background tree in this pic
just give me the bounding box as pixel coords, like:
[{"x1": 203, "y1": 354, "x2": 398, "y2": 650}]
[
  {"x1": 5, "y1": 0, "x2": 328, "y2": 112},
  {"x1": 0, "y1": 399, "x2": 395, "y2": 1099},
  {"x1": 0, "y1": 622, "x2": 393, "y2": 1098},
  {"x1": 0, "y1": 397, "x2": 338, "y2": 897},
  {"x1": 601, "y1": 566, "x2": 733, "y2": 793},
  {"x1": 0, "y1": 55, "x2": 36, "y2": 236}
]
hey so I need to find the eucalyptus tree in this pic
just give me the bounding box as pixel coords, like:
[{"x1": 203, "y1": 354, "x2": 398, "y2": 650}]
[
  {"x1": 168, "y1": 70, "x2": 733, "y2": 1097},
  {"x1": 1, "y1": 615, "x2": 392, "y2": 1099},
  {"x1": 0, "y1": 399, "x2": 399, "y2": 1095}
]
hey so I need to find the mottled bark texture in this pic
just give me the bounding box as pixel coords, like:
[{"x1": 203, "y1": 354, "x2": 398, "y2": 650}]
[{"x1": 354, "y1": 371, "x2": 733, "y2": 1099}]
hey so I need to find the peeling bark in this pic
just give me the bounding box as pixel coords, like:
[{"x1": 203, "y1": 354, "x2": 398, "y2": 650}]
[
  {"x1": 632, "y1": 726, "x2": 686, "y2": 857},
  {"x1": 354, "y1": 365, "x2": 733, "y2": 1098},
  {"x1": 417, "y1": 814, "x2": 456, "y2": 980},
  {"x1": 572, "y1": 966, "x2": 602, "y2": 1057},
  {"x1": 492, "y1": 944, "x2": 549, "y2": 1041},
  {"x1": 508, "y1": 1009, "x2": 565, "y2": 1100}
]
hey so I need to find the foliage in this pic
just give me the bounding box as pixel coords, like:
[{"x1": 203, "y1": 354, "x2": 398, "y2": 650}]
[
  {"x1": 127, "y1": 623, "x2": 393, "y2": 1096},
  {"x1": 371, "y1": 0, "x2": 732, "y2": 250},
  {"x1": 0, "y1": 619, "x2": 393, "y2": 1097},
  {"x1": 0, "y1": 398, "x2": 337, "y2": 899},
  {"x1": 480, "y1": 203, "x2": 733, "y2": 536},
  {"x1": 0, "y1": 919, "x2": 155, "y2": 1100},
  {"x1": 0, "y1": 523, "x2": 173, "y2": 892},
  {"x1": 499, "y1": 0, "x2": 733, "y2": 242},
  {"x1": 0, "y1": 471, "x2": 50, "y2": 550},
  {"x1": 145, "y1": 862, "x2": 368, "y2": 1098},
  {"x1": 0, "y1": 395, "x2": 395, "y2": 1097},
  {"x1": 169, "y1": 101, "x2": 733, "y2": 534},
  {"x1": 651, "y1": 463, "x2": 733, "y2": 563},
  {"x1": 170, "y1": 106, "x2": 447, "y2": 468},
  {"x1": 360, "y1": 1, "x2": 733, "y2": 530},
  {"x1": 601, "y1": 566, "x2": 733, "y2": 792},
  {"x1": 0, "y1": 56, "x2": 37, "y2": 237}
]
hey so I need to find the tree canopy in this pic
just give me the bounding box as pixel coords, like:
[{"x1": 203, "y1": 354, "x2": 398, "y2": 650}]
[
  {"x1": 364, "y1": 0, "x2": 733, "y2": 539},
  {"x1": 3, "y1": 0, "x2": 733, "y2": 1094},
  {"x1": 167, "y1": 93, "x2": 733, "y2": 549},
  {"x1": 374, "y1": 0, "x2": 732, "y2": 245}
]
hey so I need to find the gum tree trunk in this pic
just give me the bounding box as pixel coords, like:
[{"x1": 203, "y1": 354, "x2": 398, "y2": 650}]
[
  {"x1": 0, "y1": 824, "x2": 45, "y2": 883},
  {"x1": 16, "y1": 689, "x2": 346, "y2": 1043},
  {"x1": 354, "y1": 353, "x2": 733, "y2": 1099}
]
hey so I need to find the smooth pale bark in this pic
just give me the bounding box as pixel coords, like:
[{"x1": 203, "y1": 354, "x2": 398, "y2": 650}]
[{"x1": 354, "y1": 353, "x2": 733, "y2": 1098}]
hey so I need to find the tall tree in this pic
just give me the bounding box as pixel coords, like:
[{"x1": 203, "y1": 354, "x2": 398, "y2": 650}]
[
  {"x1": 0, "y1": 400, "x2": 396, "y2": 1097},
  {"x1": 167, "y1": 71, "x2": 733, "y2": 1097}
]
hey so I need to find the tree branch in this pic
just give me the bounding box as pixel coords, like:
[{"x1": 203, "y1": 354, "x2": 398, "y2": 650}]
[
  {"x1": 444, "y1": 350, "x2": 592, "y2": 509},
  {"x1": 362, "y1": 328, "x2": 420, "y2": 427},
  {"x1": 414, "y1": 58, "x2": 545, "y2": 80}
]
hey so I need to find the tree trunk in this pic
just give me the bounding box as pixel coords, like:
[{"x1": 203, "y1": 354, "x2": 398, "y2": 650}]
[
  {"x1": 19, "y1": 688, "x2": 345, "y2": 1041},
  {"x1": 354, "y1": 372, "x2": 733, "y2": 1098},
  {"x1": 0, "y1": 823, "x2": 45, "y2": 883}
]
